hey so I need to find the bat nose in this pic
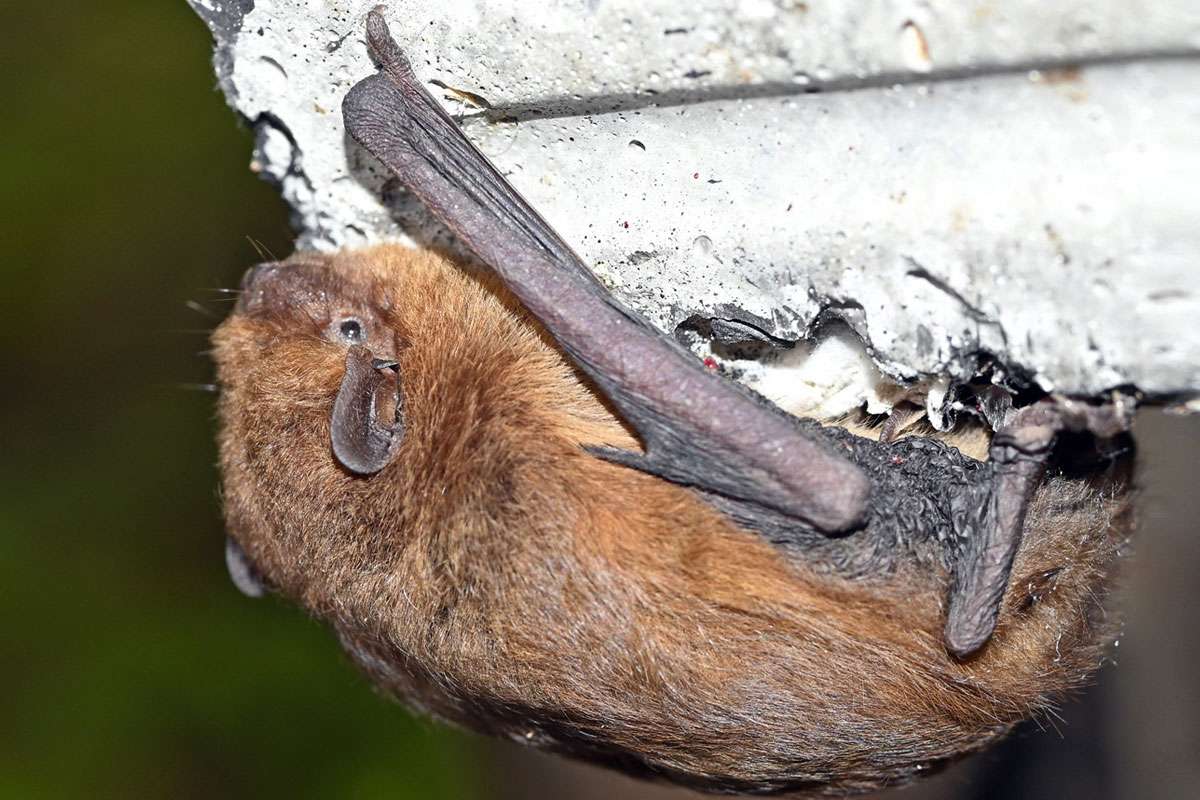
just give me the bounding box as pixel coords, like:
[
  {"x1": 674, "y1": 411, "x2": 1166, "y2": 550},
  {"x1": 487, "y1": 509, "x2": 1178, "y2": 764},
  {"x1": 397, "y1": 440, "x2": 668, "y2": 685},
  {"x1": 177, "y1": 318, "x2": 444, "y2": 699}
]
[
  {"x1": 241, "y1": 262, "x2": 280, "y2": 290},
  {"x1": 236, "y1": 262, "x2": 286, "y2": 313}
]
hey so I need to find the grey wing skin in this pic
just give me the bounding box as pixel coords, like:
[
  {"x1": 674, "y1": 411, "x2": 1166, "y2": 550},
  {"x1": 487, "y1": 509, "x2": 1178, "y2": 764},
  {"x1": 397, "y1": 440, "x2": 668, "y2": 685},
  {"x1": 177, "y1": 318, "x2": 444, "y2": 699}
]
[{"x1": 341, "y1": 10, "x2": 869, "y2": 534}]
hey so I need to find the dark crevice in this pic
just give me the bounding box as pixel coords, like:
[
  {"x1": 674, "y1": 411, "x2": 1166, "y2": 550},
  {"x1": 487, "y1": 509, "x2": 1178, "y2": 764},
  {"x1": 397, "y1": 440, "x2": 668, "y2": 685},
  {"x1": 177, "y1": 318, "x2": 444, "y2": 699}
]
[
  {"x1": 903, "y1": 258, "x2": 1010, "y2": 353},
  {"x1": 463, "y1": 50, "x2": 1199, "y2": 125},
  {"x1": 250, "y1": 112, "x2": 304, "y2": 185},
  {"x1": 904, "y1": 261, "x2": 992, "y2": 325}
]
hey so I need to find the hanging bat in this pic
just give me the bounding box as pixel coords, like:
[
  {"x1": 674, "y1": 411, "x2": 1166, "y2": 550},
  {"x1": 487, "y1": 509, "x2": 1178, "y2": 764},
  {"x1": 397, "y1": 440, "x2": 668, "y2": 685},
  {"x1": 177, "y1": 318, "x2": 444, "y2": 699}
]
[{"x1": 211, "y1": 9, "x2": 1134, "y2": 795}]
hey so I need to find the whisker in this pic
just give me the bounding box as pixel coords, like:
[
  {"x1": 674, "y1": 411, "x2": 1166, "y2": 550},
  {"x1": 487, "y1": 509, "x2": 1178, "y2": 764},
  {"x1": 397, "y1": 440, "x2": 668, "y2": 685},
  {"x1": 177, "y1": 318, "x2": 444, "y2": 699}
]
[
  {"x1": 186, "y1": 300, "x2": 216, "y2": 318},
  {"x1": 246, "y1": 235, "x2": 277, "y2": 261},
  {"x1": 1042, "y1": 706, "x2": 1066, "y2": 739},
  {"x1": 202, "y1": 287, "x2": 243, "y2": 295},
  {"x1": 176, "y1": 383, "x2": 219, "y2": 393}
]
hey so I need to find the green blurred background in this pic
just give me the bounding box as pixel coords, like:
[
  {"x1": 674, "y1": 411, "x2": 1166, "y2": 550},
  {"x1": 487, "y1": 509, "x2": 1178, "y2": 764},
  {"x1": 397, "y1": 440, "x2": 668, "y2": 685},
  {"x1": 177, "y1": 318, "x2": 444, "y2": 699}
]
[{"x1": 2, "y1": 2, "x2": 1197, "y2": 799}]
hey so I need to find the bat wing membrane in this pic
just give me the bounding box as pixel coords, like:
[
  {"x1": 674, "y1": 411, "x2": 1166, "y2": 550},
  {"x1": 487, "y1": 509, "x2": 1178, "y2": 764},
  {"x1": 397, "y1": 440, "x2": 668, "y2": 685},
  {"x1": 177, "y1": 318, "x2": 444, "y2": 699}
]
[{"x1": 342, "y1": 11, "x2": 870, "y2": 533}]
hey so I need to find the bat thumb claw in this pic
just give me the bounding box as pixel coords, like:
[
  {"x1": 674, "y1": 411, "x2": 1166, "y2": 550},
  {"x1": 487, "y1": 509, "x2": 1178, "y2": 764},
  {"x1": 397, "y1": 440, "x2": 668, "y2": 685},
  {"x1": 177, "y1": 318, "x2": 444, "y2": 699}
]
[{"x1": 365, "y1": 7, "x2": 412, "y2": 77}]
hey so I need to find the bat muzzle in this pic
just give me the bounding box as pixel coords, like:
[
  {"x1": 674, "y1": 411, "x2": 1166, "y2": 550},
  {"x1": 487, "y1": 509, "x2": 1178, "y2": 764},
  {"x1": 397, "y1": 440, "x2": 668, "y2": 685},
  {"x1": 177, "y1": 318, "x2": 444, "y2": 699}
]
[{"x1": 236, "y1": 259, "x2": 329, "y2": 315}]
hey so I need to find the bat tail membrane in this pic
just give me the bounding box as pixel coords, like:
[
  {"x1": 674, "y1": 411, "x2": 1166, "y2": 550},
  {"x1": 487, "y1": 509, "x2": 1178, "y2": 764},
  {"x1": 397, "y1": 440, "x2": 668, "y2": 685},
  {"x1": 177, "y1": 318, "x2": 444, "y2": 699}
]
[{"x1": 342, "y1": 9, "x2": 869, "y2": 534}]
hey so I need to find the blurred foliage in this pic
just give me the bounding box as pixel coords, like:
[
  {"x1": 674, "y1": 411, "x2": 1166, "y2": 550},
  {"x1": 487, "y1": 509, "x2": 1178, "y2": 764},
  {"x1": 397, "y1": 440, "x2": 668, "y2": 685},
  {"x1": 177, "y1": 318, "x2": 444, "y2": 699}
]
[{"x1": 0, "y1": 2, "x2": 481, "y2": 798}]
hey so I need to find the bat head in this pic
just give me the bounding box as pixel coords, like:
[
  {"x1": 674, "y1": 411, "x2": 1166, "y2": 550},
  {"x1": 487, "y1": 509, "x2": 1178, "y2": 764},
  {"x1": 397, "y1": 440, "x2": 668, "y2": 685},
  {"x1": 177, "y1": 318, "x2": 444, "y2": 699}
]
[{"x1": 211, "y1": 249, "x2": 411, "y2": 603}]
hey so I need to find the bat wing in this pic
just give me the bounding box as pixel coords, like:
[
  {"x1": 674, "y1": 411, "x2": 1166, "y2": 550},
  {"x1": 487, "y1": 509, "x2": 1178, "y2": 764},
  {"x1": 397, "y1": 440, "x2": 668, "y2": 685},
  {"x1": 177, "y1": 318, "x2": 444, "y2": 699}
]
[
  {"x1": 341, "y1": 11, "x2": 869, "y2": 534},
  {"x1": 944, "y1": 399, "x2": 1132, "y2": 657}
]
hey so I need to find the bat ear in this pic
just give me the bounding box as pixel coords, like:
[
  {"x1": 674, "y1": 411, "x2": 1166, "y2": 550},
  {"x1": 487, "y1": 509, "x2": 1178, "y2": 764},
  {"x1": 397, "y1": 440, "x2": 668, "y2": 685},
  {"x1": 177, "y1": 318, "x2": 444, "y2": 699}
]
[
  {"x1": 331, "y1": 345, "x2": 405, "y2": 475},
  {"x1": 225, "y1": 537, "x2": 267, "y2": 598}
]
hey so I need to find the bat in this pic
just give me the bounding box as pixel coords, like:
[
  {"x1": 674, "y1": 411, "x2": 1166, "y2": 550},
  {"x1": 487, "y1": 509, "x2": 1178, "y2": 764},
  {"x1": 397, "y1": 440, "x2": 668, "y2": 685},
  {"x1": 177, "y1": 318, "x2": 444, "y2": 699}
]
[{"x1": 211, "y1": 9, "x2": 1135, "y2": 795}]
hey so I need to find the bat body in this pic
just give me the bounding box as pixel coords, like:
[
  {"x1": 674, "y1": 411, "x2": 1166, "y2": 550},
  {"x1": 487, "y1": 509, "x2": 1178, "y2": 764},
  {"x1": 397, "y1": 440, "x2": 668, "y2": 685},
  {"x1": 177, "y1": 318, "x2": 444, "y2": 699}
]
[
  {"x1": 211, "y1": 11, "x2": 1134, "y2": 795},
  {"x1": 215, "y1": 246, "x2": 1130, "y2": 794}
]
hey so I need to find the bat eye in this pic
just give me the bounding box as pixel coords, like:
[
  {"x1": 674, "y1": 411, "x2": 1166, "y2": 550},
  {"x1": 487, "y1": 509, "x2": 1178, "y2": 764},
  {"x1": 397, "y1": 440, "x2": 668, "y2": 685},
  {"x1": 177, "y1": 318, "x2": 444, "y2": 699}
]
[{"x1": 338, "y1": 318, "x2": 365, "y2": 344}]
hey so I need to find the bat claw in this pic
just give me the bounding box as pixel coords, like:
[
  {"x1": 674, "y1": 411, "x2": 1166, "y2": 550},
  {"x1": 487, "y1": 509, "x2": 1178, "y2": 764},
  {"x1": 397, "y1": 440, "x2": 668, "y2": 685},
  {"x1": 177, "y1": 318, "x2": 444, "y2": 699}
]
[
  {"x1": 365, "y1": 8, "x2": 409, "y2": 75},
  {"x1": 878, "y1": 401, "x2": 925, "y2": 444}
]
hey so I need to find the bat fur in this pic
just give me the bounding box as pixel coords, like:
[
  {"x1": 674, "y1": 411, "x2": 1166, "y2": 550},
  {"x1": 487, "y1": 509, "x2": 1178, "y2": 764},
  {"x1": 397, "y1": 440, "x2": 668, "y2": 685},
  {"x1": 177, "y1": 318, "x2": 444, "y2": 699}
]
[{"x1": 213, "y1": 244, "x2": 1131, "y2": 795}]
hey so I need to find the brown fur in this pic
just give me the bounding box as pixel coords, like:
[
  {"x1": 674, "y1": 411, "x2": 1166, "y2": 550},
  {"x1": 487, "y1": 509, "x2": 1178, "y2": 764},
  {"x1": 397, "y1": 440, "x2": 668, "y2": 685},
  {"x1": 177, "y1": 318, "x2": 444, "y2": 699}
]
[{"x1": 213, "y1": 245, "x2": 1131, "y2": 795}]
